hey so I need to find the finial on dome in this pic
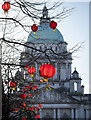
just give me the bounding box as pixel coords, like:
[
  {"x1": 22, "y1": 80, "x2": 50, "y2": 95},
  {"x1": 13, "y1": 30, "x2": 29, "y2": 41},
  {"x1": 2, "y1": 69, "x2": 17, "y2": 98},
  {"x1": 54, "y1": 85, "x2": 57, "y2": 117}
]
[
  {"x1": 40, "y1": 4, "x2": 50, "y2": 24},
  {"x1": 74, "y1": 67, "x2": 76, "y2": 71}
]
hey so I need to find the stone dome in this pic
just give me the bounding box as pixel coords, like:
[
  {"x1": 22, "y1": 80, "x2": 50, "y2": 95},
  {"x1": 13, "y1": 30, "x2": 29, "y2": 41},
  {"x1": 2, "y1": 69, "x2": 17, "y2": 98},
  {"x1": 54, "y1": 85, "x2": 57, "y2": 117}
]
[{"x1": 27, "y1": 23, "x2": 64, "y2": 43}]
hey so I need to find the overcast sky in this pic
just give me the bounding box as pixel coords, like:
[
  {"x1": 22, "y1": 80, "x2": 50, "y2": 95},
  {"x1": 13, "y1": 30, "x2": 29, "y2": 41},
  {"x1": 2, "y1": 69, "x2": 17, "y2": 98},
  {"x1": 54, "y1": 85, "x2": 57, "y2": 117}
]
[
  {"x1": 0, "y1": 1, "x2": 89, "y2": 94},
  {"x1": 57, "y1": 2, "x2": 89, "y2": 93}
]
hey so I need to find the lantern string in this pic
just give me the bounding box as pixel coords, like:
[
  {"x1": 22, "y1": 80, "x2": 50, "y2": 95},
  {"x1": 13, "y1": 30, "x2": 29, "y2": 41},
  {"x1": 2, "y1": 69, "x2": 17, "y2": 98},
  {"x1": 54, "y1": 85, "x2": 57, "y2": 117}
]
[
  {"x1": 43, "y1": 78, "x2": 51, "y2": 90},
  {"x1": 30, "y1": 74, "x2": 33, "y2": 81}
]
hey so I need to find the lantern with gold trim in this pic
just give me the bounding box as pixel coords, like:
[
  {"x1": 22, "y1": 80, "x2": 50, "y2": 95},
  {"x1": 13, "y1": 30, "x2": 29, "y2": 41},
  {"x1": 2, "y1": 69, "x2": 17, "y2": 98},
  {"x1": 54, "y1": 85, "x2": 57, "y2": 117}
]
[
  {"x1": 49, "y1": 21, "x2": 57, "y2": 32},
  {"x1": 10, "y1": 81, "x2": 16, "y2": 90},
  {"x1": 39, "y1": 64, "x2": 55, "y2": 90},
  {"x1": 28, "y1": 67, "x2": 35, "y2": 81},
  {"x1": 31, "y1": 24, "x2": 38, "y2": 38},
  {"x1": 2, "y1": 2, "x2": 10, "y2": 14}
]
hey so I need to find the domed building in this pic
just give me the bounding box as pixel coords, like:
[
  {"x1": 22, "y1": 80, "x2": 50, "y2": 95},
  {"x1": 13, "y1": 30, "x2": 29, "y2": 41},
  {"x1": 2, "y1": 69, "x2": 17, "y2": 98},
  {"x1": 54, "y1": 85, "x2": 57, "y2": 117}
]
[{"x1": 20, "y1": 5, "x2": 91, "y2": 119}]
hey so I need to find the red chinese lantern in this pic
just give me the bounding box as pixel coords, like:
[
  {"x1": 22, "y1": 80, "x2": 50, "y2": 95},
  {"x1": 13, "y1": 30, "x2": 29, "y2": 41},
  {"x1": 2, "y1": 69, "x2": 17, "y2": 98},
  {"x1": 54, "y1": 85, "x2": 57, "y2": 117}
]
[
  {"x1": 34, "y1": 85, "x2": 37, "y2": 90},
  {"x1": 19, "y1": 94, "x2": 26, "y2": 99},
  {"x1": 31, "y1": 106, "x2": 35, "y2": 109},
  {"x1": 38, "y1": 104, "x2": 41, "y2": 109},
  {"x1": 2, "y1": 2, "x2": 10, "y2": 14},
  {"x1": 28, "y1": 67, "x2": 35, "y2": 81},
  {"x1": 22, "y1": 118, "x2": 26, "y2": 120},
  {"x1": 10, "y1": 82, "x2": 16, "y2": 87},
  {"x1": 36, "y1": 115, "x2": 40, "y2": 118},
  {"x1": 31, "y1": 24, "x2": 38, "y2": 38},
  {"x1": 5, "y1": 81, "x2": 8, "y2": 84},
  {"x1": 40, "y1": 79, "x2": 43, "y2": 83},
  {"x1": 26, "y1": 85, "x2": 31, "y2": 90},
  {"x1": 32, "y1": 87, "x2": 35, "y2": 92},
  {"x1": 35, "y1": 108, "x2": 38, "y2": 111},
  {"x1": 25, "y1": 65, "x2": 28, "y2": 69},
  {"x1": 10, "y1": 82, "x2": 16, "y2": 90},
  {"x1": 49, "y1": 21, "x2": 57, "y2": 31},
  {"x1": 29, "y1": 108, "x2": 31, "y2": 111},
  {"x1": 25, "y1": 108, "x2": 28, "y2": 111},
  {"x1": 39, "y1": 64, "x2": 55, "y2": 90},
  {"x1": 22, "y1": 89, "x2": 25, "y2": 92},
  {"x1": 28, "y1": 94, "x2": 31, "y2": 97},
  {"x1": 21, "y1": 103, "x2": 26, "y2": 107}
]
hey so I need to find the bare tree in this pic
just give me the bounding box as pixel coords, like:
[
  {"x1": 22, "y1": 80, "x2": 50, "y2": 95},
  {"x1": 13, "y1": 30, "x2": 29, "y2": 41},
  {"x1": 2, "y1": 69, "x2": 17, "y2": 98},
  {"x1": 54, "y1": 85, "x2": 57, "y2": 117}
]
[{"x1": 0, "y1": 0, "x2": 84, "y2": 119}]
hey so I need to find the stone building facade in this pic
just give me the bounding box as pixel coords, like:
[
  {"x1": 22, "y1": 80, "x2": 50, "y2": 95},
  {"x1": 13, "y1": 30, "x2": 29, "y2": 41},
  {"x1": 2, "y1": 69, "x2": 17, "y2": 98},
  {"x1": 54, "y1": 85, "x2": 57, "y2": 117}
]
[{"x1": 20, "y1": 6, "x2": 91, "y2": 119}]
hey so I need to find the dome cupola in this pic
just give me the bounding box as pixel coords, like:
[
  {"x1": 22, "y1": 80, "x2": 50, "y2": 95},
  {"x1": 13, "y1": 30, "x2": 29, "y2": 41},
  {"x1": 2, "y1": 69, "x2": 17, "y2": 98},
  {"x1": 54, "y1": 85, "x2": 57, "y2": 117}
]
[{"x1": 27, "y1": 5, "x2": 64, "y2": 43}]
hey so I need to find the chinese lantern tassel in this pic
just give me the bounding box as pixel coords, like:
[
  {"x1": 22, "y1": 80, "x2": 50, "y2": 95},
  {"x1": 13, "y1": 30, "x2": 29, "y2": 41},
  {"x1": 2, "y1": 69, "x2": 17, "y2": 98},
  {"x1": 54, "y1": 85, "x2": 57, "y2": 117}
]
[
  {"x1": 43, "y1": 78, "x2": 48, "y2": 82},
  {"x1": 4, "y1": 11, "x2": 8, "y2": 14},
  {"x1": 12, "y1": 87, "x2": 15, "y2": 90},
  {"x1": 48, "y1": 84, "x2": 51, "y2": 90},
  {"x1": 30, "y1": 74, "x2": 33, "y2": 81},
  {"x1": 53, "y1": 28, "x2": 56, "y2": 32}
]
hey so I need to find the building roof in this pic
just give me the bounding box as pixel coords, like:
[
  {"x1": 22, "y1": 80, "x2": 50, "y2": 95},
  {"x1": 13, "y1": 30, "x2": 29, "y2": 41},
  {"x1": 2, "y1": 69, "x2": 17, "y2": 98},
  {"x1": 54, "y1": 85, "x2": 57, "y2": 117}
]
[
  {"x1": 27, "y1": 5, "x2": 64, "y2": 43},
  {"x1": 30, "y1": 87, "x2": 79, "y2": 104},
  {"x1": 27, "y1": 23, "x2": 64, "y2": 43}
]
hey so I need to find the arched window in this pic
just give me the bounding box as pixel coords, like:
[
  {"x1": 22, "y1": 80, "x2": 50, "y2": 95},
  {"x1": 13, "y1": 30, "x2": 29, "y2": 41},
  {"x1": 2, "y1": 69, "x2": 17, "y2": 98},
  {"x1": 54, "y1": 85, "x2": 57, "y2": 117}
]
[{"x1": 74, "y1": 82, "x2": 77, "y2": 91}]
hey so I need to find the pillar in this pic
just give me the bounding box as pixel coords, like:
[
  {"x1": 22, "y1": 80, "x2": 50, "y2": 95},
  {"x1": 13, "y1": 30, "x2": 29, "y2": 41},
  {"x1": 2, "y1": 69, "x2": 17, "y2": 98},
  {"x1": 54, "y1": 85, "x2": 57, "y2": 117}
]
[
  {"x1": 86, "y1": 109, "x2": 89, "y2": 120},
  {"x1": 71, "y1": 109, "x2": 74, "y2": 119},
  {"x1": 68, "y1": 63, "x2": 71, "y2": 79},
  {"x1": 57, "y1": 109, "x2": 60, "y2": 119},
  {"x1": 53, "y1": 63, "x2": 57, "y2": 80},
  {"x1": 40, "y1": 109, "x2": 42, "y2": 119},
  {"x1": 75, "y1": 109, "x2": 78, "y2": 119},
  {"x1": 66, "y1": 63, "x2": 68, "y2": 78},
  {"x1": 53, "y1": 109, "x2": 56, "y2": 119}
]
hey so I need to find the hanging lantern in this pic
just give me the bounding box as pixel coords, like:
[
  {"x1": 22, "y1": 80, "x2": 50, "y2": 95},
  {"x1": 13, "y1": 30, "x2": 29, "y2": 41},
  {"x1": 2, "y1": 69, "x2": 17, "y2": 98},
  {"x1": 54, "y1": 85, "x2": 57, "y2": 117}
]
[
  {"x1": 38, "y1": 104, "x2": 41, "y2": 109},
  {"x1": 10, "y1": 82, "x2": 16, "y2": 90},
  {"x1": 31, "y1": 24, "x2": 38, "y2": 38},
  {"x1": 25, "y1": 108, "x2": 28, "y2": 111},
  {"x1": 19, "y1": 94, "x2": 26, "y2": 99},
  {"x1": 22, "y1": 89, "x2": 25, "y2": 92},
  {"x1": 34, "y1": 85, "x2": 37, "y2": 90},
  {"x1": 49, "y1": 21, "x2": 57, "y2": 32},
  {"x1": 25, "y1": 65, "x2": 28, "y2": 69},
  {"x1": 22, "y1": 118, "x2": 26, "y2": 120},
  {"x1": 28, "y1": 67, "x2": 35, "y2": 81},
  {"x1": 39, "y1": 64, "x2": 55, "y2": 90},
  {"x1": 28, "y1": 94, "x2": 31, "y2": 97},
  {"x1": 36, "y1": 115, "x2": 40, "y2": 118},
  {"x1": 26, "y1": 85, "x2": 31, "y2": 90},
  {"x1": 29, "y1": 108, "x2": 31, "y2": 111},
  {"x1": 21, "y1": 103, "x2": 26, "y2": 107},
  {"x1": 2, "y1": 2, "x2": 10, "y2": 14},
  {"x1": 40, "y1": 79, "x2": 43, "y2": 83},
  {"x1": 31, "y1": 106, "x2": 35, "y2": 109},
  {"x1": 5, "y1": 81, "x2": 8, "y2": 84},
  {"x1": 32, "y1": 87, "x2": 35, "y2": 92},
  {"x1": 35, "y1": 108, "x2": 38, "y2": 111}
]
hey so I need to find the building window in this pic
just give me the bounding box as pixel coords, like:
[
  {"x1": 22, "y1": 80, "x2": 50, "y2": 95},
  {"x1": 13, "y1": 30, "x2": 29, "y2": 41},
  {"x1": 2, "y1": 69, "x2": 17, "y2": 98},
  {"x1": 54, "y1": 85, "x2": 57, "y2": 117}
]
[
  {"x1": 55, "y1": 46, "x2": 57, "y2": 51},
  {"x1": 74, "y1": 82, "x2": 77, "y2": 92}
]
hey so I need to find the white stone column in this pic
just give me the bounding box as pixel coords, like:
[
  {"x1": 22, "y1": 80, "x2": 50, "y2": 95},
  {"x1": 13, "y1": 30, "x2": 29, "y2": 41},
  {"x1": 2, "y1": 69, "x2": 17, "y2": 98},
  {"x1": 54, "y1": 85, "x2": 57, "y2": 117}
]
[
  {"x1": 66, "y1": 63, "x2": 68, "y2": 78},
  {"x1": 39, "y1": 109, "x2": 42, "y2": 119},
  {"x1": 71, "y1": 109, "x2": 74, "y2": 119},
  {"x1": 53, "y1": 63, "x2": 57, "y2": 80},
  {"x1": 86, "y1": 109, "x2": 89, "y2": 120},
  {"x1": 68, "y1": 63, "x2": 71, "y2": 79},
  {"x1": 75, "y1": 109, "x2": 78, "y2": 119},
  {"x1": 57, "y1": 109, "x2": 60, "y2": 119},
  {"x1": 53, "y1": 109, "x2": 56, "y2": 119}
]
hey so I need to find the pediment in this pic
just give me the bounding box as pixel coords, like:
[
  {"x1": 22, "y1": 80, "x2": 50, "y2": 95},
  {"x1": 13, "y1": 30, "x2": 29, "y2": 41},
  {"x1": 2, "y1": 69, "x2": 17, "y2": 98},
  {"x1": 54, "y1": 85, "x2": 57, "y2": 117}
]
[{"x1": 30, "y1": 87, "x2": 78, "y2": 103}]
